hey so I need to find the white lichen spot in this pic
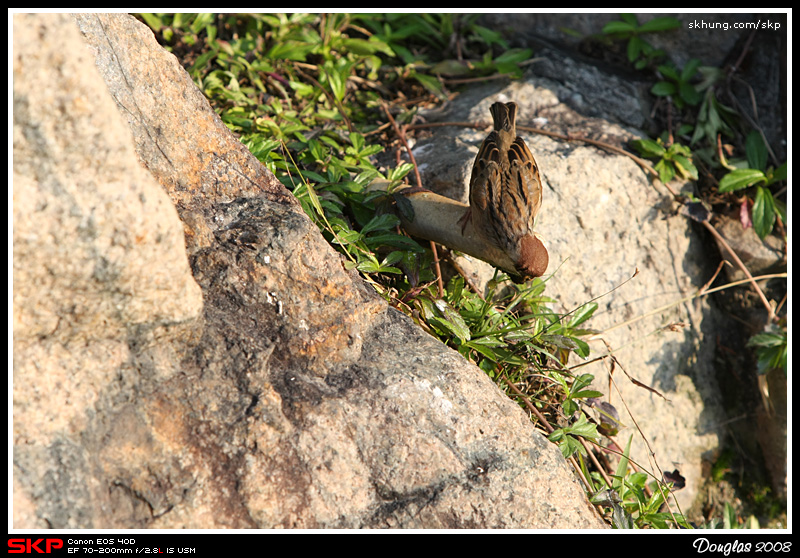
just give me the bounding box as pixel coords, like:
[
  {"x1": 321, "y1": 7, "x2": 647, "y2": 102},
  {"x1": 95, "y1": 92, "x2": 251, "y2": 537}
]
[
  {"x1": 413, "y1": 378, "x2": 453, "y2": 415},
  {"x1": 432, "y1": 386, "x2": 453, "y2": 414},
  {"x1": 266, "y1": 291, "x2": 283, "y2": 315}
]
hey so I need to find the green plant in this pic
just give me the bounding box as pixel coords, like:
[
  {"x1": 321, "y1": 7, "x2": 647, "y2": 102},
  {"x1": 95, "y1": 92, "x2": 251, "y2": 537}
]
[
  {"x1": 704, "y1": 448, "x2": 786, "y2": 528},
  {"x1": 719, "y1": 131, "x2": 787, "y2": 239},
  {"x1": 700, "y1": 503, "x2": 761, "y2": 529},
  {"x1": 747, "y1": 323, "x2": 787, "y2": 376},
  {"x1": 601, "y1": 14, "x2": 680, "y2": 70},
  {"x1": 361, "y1": 13, "x2": 532, "y2": 81},
  {"x1": 445, "y1": 274, "x2": 588, "y2": 379},
  {"x1": 587, "y1": 436, "x2": 690, "y2": 529},
  {"x1": 548, "y1": 413, "x2": 601, "y2": 459},
  {"x1": 551, "y1": 372, "x2": 603, "y2": 417},
  {"x1": 689, "y1": 66, "x2": 738, "y2": 147},
  {"x1": 631, "y1": 137, "x2": 698, "y2": 183},
  {"x1": 602, "y1": 15, "x2": 787, "y2": 242},
  {"x1": 139, "y1": 12, "x2": 217, "y2": 47},
  {"x1": 651, "y1": 58, "x2": 703, "y2": 109}
]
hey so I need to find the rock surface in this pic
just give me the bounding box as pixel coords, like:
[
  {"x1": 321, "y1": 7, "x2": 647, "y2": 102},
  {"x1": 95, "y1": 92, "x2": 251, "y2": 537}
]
[{"x1": 12, "y1": 13, "x2": 607, "y2": 529}]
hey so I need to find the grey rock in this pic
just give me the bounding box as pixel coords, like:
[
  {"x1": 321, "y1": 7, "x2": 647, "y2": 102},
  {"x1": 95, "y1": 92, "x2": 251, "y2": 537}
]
[
  {"x1": 411, "y1": 76, "x2": 727, "y2": 512},
  {"x1": 713, "y1": 213, "x2": 786, "y2": 283},
  {"x1": 12, "y1": 11, "x2": 204, "y2": 528}
]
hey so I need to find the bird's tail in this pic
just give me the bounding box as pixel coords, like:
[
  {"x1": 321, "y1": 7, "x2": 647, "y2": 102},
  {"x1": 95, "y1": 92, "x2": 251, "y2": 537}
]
[{"x1": 490, "y1": 102, "x2": 517, "y2": 133}]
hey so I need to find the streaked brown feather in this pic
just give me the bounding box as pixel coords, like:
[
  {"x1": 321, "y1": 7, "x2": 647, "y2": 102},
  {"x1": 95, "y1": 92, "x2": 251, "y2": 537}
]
[{"x1": 467, "y1": 101, "x2": 544, "y2": 277}]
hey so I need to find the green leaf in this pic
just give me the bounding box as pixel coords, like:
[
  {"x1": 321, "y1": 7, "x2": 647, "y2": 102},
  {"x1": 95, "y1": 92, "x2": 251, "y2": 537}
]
[
  {"x1": 364, "y1": 232, "x2": 424, "y2": 252},
  {"x1": 321, "y1": 180, "x2": 364, "y2": 195},
  {"x1": 299, "y1": 180, "x2": 327, "y2": 220},
  {"x1": 267, "y1": 40, "x2": 316, "y2": 61},
  {"x1": 654, "y1": 158, "x2": 675, "y2": 183},
  {"x1": 723, "y1": 502, "x2": 737, "y2": 529},
  {"x1": 748, "y1": 330, "x2": 787, "y2": 375},
  {"x1": 562, "y1": 398, "x2": 579, "y2": 417},
  {"x1": 361, "y1": 213, "x2": 401, "y2": 234},
  {"x1": 612, "y1": 503, "x2": 635, "y2": 529},
  {"x1": 139, "y1": 13, "x2": 165, "y2": 31},
  {"x1": 625, "y1": 36, "x2": 642, "y2": 63},
  {"x1": 431, "y1": 298, "x2": 471, "y2": 343},
  {"x1": 631, "y1": 138, "x2": 666, "y2": 157},
  {"x1": 541, "y1": 334, "x2": 579, "y2": 351},
  {"x1": 471, "y1": 23, "x2": 506, "y2": 47},
  {"x1": 190, "y1": 13, "x2": 215, "y2": 35},
  {"x1": 569, "y1": 302, "x2": 598, "y2": 328},
  {"x1": 411, "y1": 72, "x2": 447, "y2": 100},
  {"x1": 551, "y1": 431, "x2": 585, "y2": 459},
  {"x1": 569, "y1": 414, "x2": 600, "y2": 441},
  {"x1": 672, "y1": 154, "x2": 698, "y2": 180},
  {"x1": 548, "y1": 428, "x2": 565, "y2": 443},
  {"x1": 322, "y1": 65, "x2": 346, "y2": 102},
  {"x1": 494, "y1": 48, "x2": 533, "y2": 66},
  {"x1": 349, "y1": 131, "x2": 365, "y2": 151},
  {"x1": 380, "y1": 251, "x2": 405, "y2": 267},
  {"x1": 752, "y1": 186, "x2": 776, "y2": 239},
  {"x1": 680, "y1": 58, "x2": 702, "y2": 82},
  {"x1": 657, "y1": 64, "x2": 680, "y2": 81},
  {"x1": 357, "y1": 258, "x2": 396, "y2": 274},
  {"x1": 387, "y1": 162, "x2": 415, "y2": 183},
  {"x1": 573, "y1": 389, "x2": 604, "y2": 400},
  {"x1": 651, "y1": 81, "x2": 676, "y2": 97},
  {"x1": 718, "y1": 168, "x2": 766, "y2": 192},
  {"x1": 745, "y1": 131, "x2": 768, "y2": 171},
  {"x1": 678, "y1": 82, "x2": 702, "y2": 106},
  {"x1": 463, "y1": 340, "x2": 498, "y2": 361},
  {"x1": 770, "y1": 162, "x2": 787, "y2": 182},
  {"x1": 602, "y1": 20, "x2": 636, "y2": 35},
  {"x1": 748, "y1": 331, "x2": 786, "y2": 348},
  {"x1": 342, "y1": 37, "x2": 386, "y2": 56},
  {"x1": 570, "y1": 374, "x2": 594, "y2": 393},
  {"x1": 572, "y1": 337, "x2": 591, "y2": 358},
  {"x1": 637, "y1": 16, "x2": 681, "y2": 33},
  {"x1": 613, "y1": 436, "x2": 633, "y2": 490}
]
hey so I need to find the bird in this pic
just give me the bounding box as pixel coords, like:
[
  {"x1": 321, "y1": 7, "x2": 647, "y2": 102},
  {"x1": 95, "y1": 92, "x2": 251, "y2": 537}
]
[{"x1": 464, "y1": 101, "x2": 548, "y2": 280}]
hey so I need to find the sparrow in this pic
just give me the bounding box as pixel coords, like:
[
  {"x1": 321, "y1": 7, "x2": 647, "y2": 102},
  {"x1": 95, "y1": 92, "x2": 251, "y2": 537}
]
[{"x1": 465, "y1": 101, "x2": 548, "y2": 279}]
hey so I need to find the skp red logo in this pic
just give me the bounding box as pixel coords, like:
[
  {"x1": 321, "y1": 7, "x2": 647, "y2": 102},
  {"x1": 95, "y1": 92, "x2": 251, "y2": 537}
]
[{"x1": 8, "y1": 539, "x2": 64, "y2": 554}]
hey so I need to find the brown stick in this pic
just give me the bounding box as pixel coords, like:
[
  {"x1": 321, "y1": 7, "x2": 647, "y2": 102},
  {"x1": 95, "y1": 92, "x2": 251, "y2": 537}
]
[{"x1": 382, "y1": 102, "x2": 445, "y2": 297}]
